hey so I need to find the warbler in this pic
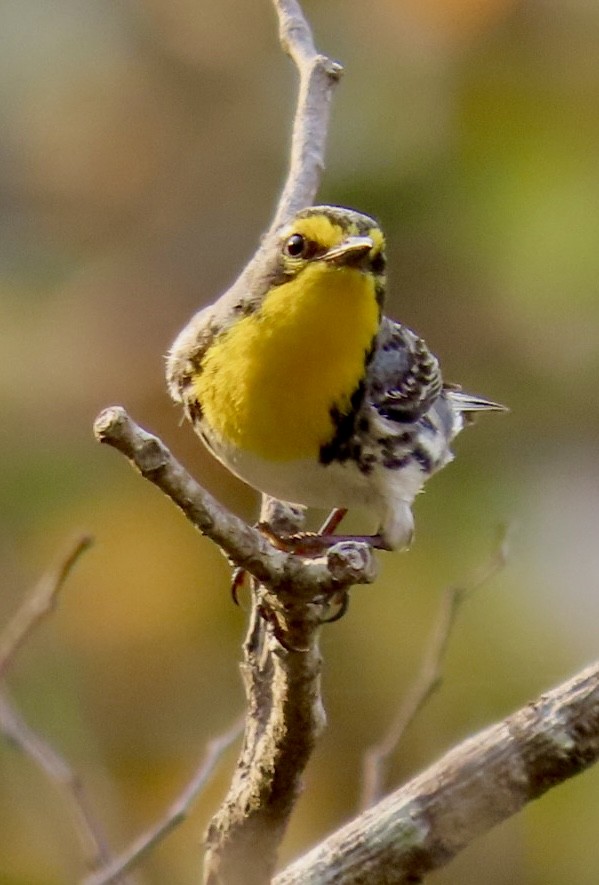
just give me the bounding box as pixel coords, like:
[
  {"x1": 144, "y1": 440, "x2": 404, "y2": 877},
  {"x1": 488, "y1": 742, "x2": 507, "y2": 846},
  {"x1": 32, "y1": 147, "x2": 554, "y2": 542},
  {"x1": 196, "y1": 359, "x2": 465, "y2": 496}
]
[{"x1": 166, "y1": 205, "x2": 505, "y2": 552}]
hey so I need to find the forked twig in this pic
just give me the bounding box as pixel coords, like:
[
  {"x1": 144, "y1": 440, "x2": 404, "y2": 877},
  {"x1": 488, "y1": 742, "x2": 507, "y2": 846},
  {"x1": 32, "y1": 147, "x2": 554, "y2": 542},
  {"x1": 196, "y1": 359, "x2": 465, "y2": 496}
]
[
  {"x1": 153, "y1": 4, "x2": 346, "y2": 883},
  {"x1": 0, "y1": 535, "x2": 112, "y2": 872},
  {"x1": 94, "y1": 408, "x2": 375, "y2": 594},
  {"x1": 0, "y1": 534, "x2": 92, "y2": 679},
  {"x1": 89, "y1": 0, "x2": 599, "y2": 878},
  {"x1": 360, "y1": 526, "x2": 512, "y2": 810},
  {"x1": 0, "y1": 691, "x2": 111, "y2": 871},
  {"x1": 83, "y1": 717, "x2": 244, "y2": 885}
]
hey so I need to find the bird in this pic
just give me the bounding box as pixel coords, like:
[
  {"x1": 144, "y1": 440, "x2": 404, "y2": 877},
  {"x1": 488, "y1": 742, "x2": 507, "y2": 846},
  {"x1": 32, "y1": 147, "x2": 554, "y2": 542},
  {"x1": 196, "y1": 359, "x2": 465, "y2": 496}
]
[{"x1": 166, "y1": 205, "x2": 505, "y2": 553}]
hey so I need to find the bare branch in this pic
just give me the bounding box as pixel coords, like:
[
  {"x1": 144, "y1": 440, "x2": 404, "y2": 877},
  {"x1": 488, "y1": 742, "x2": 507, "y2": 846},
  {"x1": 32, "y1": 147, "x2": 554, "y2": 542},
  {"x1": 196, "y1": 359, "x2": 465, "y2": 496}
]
[
  {"x1": 360, "y1": 526, "x2": 511, "y2": 809},
  {"x1": 93, "y1": 3, "x2": 360, "y2": 883},
  {"x1": 93, "y1": 398, "x2": 375, "y2": 885},
  {"x1": 0, "y1": 691, "x2": 111, "y2": 872},
  {"x1": 93, "y1": 406, "x2": 375, "y2": 885},
  {"x1": 94, "y1": 407, "x2": 375, "y2": 595},
  {"x1": 154, "y1": 12, "x2": 353, "y2": 863},
  {"x1": 0, "y1": 534, "x2": 92, "y2": 679},
  {"x1": 0, "y1": 534, "x2": 109, "y2": 873},
  {"x1": 82, "y1": 717, "x2": 244, "y2": 885},
  {"x1": 203, "y1": 583, "x2": 326, "y2": 885},
  {"x1": 92, "y1": 3, "x2": 358, "y2": 882},
  {"x1": 267, "y1": 0, "x2": 342, "y2": 234},
  {"x1": 88, "y1": 0, "x2": 598, "y2": 880},
  {"x1": 177, "y1": 0, "x2": 342, "y2": 355},
  {"x1": 275, "y1": 660, "x2": 599, "y2": 884}
]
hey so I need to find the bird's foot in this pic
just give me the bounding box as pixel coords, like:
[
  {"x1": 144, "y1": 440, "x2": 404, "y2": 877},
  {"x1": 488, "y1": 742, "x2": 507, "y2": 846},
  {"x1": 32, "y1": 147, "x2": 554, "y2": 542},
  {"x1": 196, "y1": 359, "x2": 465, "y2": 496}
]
[
  {"x1": 257, "y1": 523, "x2": 390, "y2": 555},
  {"x1": 231, "y1": 509, "x2": 384, "y2": 623}
]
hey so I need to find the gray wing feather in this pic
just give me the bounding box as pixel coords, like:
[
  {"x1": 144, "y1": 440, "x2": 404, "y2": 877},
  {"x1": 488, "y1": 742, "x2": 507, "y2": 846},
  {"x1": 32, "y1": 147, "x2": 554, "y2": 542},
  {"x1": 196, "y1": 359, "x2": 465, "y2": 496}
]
[{"x1": 367, "y1": 318, "x2": 443, "y2": 422}]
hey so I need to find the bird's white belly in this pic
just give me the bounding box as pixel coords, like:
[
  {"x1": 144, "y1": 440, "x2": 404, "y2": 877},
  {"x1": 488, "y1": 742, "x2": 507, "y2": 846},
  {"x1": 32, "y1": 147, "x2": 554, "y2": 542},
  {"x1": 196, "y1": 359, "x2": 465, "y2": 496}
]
[
  {"x1": 217, "y1": 439, "x2": 372, "y2": 509},
  {"x1": 199, "y1": 421, "x2": 426, "y2": 515}
]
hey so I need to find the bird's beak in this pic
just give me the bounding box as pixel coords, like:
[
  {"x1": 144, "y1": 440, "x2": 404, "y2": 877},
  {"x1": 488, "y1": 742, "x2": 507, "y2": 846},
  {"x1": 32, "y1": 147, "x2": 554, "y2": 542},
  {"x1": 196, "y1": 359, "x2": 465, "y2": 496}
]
[{"x1": 323, "y1": 236, "x2": 374, "y2": 266}]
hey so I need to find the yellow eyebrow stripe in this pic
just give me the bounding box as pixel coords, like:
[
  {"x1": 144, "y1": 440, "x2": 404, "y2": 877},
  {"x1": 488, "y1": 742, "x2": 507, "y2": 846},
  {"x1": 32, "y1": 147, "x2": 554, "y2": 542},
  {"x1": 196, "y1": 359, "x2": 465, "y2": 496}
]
[
  {"x1": 368, "y1": 226, "x2": 385, "y2": 253},
  {"x1": 286, "y1": 215, "x2": 346, "y2": 249}
]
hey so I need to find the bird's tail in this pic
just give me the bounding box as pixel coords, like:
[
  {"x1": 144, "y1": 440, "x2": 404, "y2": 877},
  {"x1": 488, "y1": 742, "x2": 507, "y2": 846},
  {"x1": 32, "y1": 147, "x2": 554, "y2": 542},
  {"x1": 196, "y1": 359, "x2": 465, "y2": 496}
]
[{"x1": 445, "y1": 387, "x2": 508, "y2": 414}]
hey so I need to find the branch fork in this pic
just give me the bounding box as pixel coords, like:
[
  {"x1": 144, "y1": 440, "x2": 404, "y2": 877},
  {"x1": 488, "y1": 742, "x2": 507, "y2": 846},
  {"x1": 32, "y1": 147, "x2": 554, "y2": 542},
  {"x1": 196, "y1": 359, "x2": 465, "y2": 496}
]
[
  {"x1": 94, "y1": 406, "x2": 376, "y2": 603},
  {"x1": 85, "y1": 1, "x2": 599, "y2": 883}
]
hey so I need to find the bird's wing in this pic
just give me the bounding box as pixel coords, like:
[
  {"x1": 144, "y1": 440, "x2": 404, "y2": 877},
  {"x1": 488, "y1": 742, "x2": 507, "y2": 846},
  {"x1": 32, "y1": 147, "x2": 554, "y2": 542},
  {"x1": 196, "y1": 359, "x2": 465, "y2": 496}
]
[{"x1": 367, "y1": 318, "x2": 443, "y2": 422}]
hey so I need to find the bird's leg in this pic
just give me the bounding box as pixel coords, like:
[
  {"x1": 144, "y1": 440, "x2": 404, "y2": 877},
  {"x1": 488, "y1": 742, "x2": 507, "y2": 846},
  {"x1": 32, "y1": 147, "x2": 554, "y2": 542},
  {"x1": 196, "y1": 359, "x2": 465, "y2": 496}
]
[
  {"x1": 318, "y1": 507, "x2": 348, "y2": 535},
  {"x1": 257, "y1": 507, "x2": 350, "y2": 555},
  {"x1": 257, "y1": 518, "x2": 390, "y2": 555},
  {"x1": 319, "y1": 588, "x2": 351, "y2": 623},
  {"x1": 231, "y1": 566, "x2": 256, "y2": 606},
  {"x1": 233, "y1": 509, "x2": 387, "y2": 619},
  {"x1": 256, "y1": 509, "x2": 389, "y2": 621}
]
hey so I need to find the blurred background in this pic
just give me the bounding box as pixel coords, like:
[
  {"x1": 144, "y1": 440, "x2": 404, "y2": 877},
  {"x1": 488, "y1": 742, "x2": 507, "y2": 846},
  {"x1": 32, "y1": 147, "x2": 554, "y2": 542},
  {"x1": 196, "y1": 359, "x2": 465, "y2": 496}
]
[{"x1": 1, "y1": 0, "x2": 598, "y2": 882}]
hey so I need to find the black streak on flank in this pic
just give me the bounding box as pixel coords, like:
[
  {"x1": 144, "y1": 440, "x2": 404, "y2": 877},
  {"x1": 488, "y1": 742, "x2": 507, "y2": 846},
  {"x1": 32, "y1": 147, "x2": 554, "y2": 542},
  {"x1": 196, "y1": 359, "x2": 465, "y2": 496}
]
[
  {"x1": 364, "y1": 335, "x2": 377, "y2": 369},
  {"x1": 319, "y1": 381, "x2": 366, "y2": 467},
  {"x1": 374, "y1": 275, "x2": 386, "y2": 311},
  {"x1": 319, "y1": 336, "x2": 378, "y2": 466},
  {"x1": 412, "y1": 446, "x2": 433, "y2": 473},
  {"x1": 382, "y1": 454, "x2": 411, "y2": 471}
]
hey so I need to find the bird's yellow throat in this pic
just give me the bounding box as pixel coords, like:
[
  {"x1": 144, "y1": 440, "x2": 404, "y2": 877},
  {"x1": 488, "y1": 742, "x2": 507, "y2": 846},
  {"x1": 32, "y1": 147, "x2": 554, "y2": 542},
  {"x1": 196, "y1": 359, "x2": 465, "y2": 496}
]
[{"x1": 193, "y1": 263, "x2": 380, "y2": 461}]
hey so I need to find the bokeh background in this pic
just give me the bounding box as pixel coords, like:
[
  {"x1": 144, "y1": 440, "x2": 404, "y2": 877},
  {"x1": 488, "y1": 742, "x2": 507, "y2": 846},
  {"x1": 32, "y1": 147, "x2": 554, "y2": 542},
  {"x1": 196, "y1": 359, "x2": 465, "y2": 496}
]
[{"x1": 1, "y1": 0, "x2": 599, "y2": 882}]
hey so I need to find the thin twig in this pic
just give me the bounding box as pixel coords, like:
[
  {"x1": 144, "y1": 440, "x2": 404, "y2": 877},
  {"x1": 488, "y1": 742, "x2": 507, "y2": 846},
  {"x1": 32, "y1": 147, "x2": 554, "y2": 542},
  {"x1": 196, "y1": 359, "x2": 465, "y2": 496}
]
[
  {"x1": 268, "y1": 0, "x2": 343, "y2": 234},
  {"x1": 82, "y1": 717, "x2": 244, "y2": 885},
  {"x1": 0, "y1": 534, "x2": 112, "y2": 872},
  {"x1": 93, "y1": 404, "x2": 373, "y2": 885},
  {"x1": 360, "y1": 526, "x2": 511, "y2": 810},
  {"x1": 175, "y1": 0, "x2": 343, "y2": 348},
  {"x1": 94, "y1": 407, "x2": 375, "y2": 596},
  {"x1": 95, "y1": 2, "x2": 359, "y2": 883},
  {"x1": 196, "y1": 6, "x2": 346, "y2": 879},
  {"x1": 0, "y1": 534, "x2": 93, "y2": 680},
  {"x1": 0, "y1": 690, "x2": 112, "y2": 871}
]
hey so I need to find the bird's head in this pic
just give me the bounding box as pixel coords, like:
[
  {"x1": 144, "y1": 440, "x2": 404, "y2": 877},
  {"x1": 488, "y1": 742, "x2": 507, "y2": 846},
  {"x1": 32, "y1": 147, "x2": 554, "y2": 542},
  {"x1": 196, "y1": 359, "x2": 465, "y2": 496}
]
[{"x1": 270, "y1": 205, "x2": 387, "y2": 308}]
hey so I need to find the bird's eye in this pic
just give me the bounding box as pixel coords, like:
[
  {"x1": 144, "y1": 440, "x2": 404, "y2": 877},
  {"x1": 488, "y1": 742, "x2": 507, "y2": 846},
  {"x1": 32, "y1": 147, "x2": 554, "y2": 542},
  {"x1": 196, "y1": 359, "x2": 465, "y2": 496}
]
[{"x1": 284, "y1": 233, "x2": 308, "y2": 259}]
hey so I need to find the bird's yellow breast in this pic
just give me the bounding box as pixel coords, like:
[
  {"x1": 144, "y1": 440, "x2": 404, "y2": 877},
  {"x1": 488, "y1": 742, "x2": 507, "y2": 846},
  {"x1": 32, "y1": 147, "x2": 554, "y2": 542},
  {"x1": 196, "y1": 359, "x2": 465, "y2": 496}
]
[{"x1": 193, "y1": 264, "x2": 380, "y2": 461}]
